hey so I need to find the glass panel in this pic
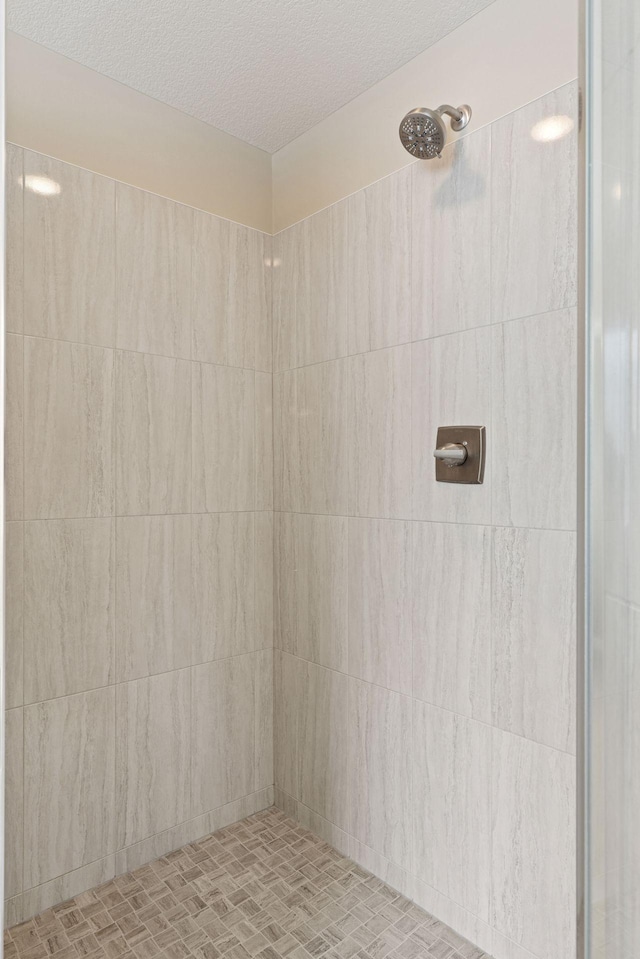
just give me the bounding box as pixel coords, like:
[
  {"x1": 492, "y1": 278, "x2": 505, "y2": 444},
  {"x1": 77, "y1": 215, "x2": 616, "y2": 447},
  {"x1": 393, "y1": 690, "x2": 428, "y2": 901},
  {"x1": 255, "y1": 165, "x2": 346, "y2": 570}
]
[{"x1": 587, "y1": 0, "x2": 640, "y2": 954}]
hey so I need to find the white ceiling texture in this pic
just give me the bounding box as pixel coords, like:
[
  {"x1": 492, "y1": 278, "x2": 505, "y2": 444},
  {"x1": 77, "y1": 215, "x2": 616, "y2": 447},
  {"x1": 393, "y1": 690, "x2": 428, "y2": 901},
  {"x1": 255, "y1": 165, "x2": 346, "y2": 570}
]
[{"x1": 8, "y1": 0, "x2": 495, "y2": 154}]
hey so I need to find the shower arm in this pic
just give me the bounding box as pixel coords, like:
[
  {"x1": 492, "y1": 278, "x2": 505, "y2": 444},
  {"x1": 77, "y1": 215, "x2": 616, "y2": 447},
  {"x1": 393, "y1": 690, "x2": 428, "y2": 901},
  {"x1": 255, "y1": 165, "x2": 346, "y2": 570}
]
[
  {"x1": 435, "y1": 104, "x2": 472, "y2": 132},
  {"x1": 436, "y1": 104, "x2": 463, "y2": 120}
]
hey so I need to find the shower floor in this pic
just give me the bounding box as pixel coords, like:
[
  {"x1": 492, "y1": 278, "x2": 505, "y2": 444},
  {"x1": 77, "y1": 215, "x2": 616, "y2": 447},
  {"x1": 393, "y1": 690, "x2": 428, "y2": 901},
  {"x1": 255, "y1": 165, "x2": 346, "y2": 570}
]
[{"x1": 4, "y1": 808, "x2": 492, "y2": 959}]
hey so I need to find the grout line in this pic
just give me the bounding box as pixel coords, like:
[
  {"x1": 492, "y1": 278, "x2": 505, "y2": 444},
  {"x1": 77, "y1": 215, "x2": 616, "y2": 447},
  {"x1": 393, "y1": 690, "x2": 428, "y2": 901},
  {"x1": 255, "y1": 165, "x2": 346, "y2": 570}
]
[
  {"x1": 270, "y1": 301, "x2": 579, "y2": 378},
  {"x1": 19, "y1": 332, "x2": 272, "y2": 375},
  {"x1": 18, "y1": 648, "x2": 272, "y2": 710},
  {"x1": 276, "y1": 650, "x2": 578, "y2": 761},
  {"x1": 269, "y1": 508, "x2": 578, "y2": 535}
]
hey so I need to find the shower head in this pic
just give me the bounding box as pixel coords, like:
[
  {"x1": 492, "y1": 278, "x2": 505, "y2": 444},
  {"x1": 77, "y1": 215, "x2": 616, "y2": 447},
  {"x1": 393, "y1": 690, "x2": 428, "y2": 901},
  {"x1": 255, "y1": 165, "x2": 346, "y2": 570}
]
[{"x1": 398, "y1": 103, "x2": 472, "y2": 159}]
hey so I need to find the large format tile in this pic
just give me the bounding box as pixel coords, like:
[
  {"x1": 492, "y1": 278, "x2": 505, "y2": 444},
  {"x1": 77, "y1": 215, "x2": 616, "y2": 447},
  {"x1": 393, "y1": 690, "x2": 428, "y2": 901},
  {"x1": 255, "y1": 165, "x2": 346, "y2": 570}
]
[
  {"x1": 255, "y1": 648, "x2": 274, "y2": 791},
  {"x1": 24, "y1": 338, "x2": 114, "y2": 519},
  {"x1": 412, "y1": 328, "x2": 492, "y2": 525},
  {"x1": 412, "y1": 126, "x2": 491, "y2": 340},
  {"x1": 348, "y1": 517, "x2": 412, "y2": 695},
  {"x1": 492, "y1": 83, "x2": 577, "y2": 323},
  {"x1": 274, "y1": 651, "x2": 301, "y2": 800},
  {"x1": 6, "y1": 334, "x2": 23, "y2": 521},
  {"x1": 299, "y1": 663, "x2": 349, "y2": 831},
  {"x1": 6, "y1": 522, "x2": 23, "y2": 709},
  {"x1": 274, "y1": 512, "x2": 348, "y2": 671},
  {"x1": 255, "y1": 371, "x2": 274, "y2": 510},
  {"x1": 294, "y1": 202, "x2": 349, "y2": 368},
  {"x1": 349, "y1": 345, "x2": 411, "y2": 519},
  {"x1": 492, "y1": 527, "x2": 576, "y2": 753},
  {"x1": 255, "y1": 511, "x2": 274, "y2": 650},
  {"x1": 192, "y1": 211, "x2": 271, "y2": 370},
  {"x1": 492, "y1": 729, "x2": 575, "y2": 959},
  {"x1": 272, "y1": 225, "x2": 298, "y2": 373},
  {"x1": 23, "y1": 152, "x2": 116, "y2": 346},
  {"x1": 24, "y1": 688, "x2": 116, "y2": 887},
  {"x1": 413, "y1": 702, "x2": 491, "y2": 921},
  {"x1": 5, "y1": 707, "x2": 23, "y2": 900},
  {"x1": 192, "y1": 512, "x2": 256, "y2": 663},
  {"x1": 191, "y1": 655, "x2": 255, "y2": 816},
  {"x1": 349, "y1": 679, "x2": 412, "y2": 871},
  {"x1": 116, "y1": 184, "x2": 191, "y2": 358},
  {"x1": 274, "y1": 360, "x2": 348, "y2": 514},
  {"x1": 6, "y1": 144, "x2": 23, "y2": 334},
  {"x1": 492, "y1": 309, "x2": 577, "y2": 530},
  {"x1": 413, "y1": 522, "x2": 491, "y2": 722},
  {"x1": 348, "y1": 168, "x2": 412, "y2": 353},
  {"x1": 193, "y1": 363, "x2": 256, "y2": 512},
  {"x1": 116, "y1": 670, "x2": 190, "y2": 848},
  {"x1": 116, "y1": 351, "x2": 191, "y2": 515},
  {"x1": 24, "y1": 518, "x2": 115, "y2": 703},
  {"x1": 116, "y1": 515, "x2": 191, "y2": 682}
]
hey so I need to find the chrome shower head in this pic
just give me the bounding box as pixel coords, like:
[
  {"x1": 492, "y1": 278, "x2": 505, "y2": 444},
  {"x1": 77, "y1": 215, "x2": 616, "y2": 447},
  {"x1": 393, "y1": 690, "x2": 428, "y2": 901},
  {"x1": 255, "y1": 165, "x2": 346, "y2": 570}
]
[{"x1": 398, "y1": 103, "x2": 472, "y2": 159}]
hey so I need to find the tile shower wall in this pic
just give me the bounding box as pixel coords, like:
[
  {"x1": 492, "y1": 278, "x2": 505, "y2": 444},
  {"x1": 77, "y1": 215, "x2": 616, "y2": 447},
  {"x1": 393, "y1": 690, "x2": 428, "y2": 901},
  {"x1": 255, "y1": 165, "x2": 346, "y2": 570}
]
[
  {"x1": 273, "y1": 83, "x2": 578, "y2": 959},
  {"x1": 4, "y1": 146, "x2": 275, "y2": 923}
]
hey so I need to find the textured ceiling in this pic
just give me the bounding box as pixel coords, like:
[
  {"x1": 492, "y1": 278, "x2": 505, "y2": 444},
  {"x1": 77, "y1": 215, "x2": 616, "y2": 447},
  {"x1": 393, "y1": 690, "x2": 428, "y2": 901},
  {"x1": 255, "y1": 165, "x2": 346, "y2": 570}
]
[{"x1": 8, "y1": 0, "x2": 495, "y2": 154}]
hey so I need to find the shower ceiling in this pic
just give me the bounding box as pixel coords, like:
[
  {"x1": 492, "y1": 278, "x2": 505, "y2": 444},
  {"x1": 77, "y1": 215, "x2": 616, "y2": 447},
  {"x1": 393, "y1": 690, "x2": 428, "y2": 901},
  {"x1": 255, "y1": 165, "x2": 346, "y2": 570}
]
[{"x1": 7, "y1": 0, "x2": 494, "y2": 153}]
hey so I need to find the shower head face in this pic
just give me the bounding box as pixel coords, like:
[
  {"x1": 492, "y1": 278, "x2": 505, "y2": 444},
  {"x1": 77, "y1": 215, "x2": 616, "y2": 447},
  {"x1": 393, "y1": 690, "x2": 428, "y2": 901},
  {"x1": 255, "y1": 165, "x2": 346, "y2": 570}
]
[{"x1": 399, "y1": 107, "x2": 446, "y2": 159}]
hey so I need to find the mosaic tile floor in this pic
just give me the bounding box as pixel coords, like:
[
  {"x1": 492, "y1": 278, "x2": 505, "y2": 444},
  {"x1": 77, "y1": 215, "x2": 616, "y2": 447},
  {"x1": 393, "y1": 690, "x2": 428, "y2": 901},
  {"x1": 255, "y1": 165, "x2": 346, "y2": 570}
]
[{"x1": 5, "y1": 807, "x2": 492, "y2": 959}]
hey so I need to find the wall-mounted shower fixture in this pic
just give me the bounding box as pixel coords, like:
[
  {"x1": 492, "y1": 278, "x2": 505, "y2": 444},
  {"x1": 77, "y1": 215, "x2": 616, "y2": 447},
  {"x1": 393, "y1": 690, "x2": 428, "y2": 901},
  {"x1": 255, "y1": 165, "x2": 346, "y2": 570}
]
[
  {"x1": 434, "y1": 426, "x2": 485, "y2": 484},
  {"x1": 399, "y1": 104, "x2": 472, "y2": 159}
]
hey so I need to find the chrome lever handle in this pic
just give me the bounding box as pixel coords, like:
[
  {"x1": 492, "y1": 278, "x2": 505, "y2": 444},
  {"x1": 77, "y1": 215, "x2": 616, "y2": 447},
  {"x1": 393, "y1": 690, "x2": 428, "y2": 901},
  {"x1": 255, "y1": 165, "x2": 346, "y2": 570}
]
[{"x1": 433, "y1": 442, "x2": 468, "y2": 466}]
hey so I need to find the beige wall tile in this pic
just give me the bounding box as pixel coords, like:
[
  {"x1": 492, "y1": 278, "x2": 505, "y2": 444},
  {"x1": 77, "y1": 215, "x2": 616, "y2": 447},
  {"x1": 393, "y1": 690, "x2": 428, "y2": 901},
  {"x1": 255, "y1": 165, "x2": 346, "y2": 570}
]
[
  {"x1": 348, "y1": 517, "x2": 412, "y2": 695},
  {"x1": 5, "y1": 707, "x2": 23, "y2": 900},
  {"x1": 274, "y1": 512, "x2": 347, "y2": 672},
  {"x1": 255, "y1": 371, "x2": 273, "y2": 511},
  {"x1": 349, "y1": 345, "x2": 411, "y2": 519},
  {"x1": 116, "y1": 515, "x2": 192, "y2": 682},
  {"x1": 192, "y1": 212, "x2": 270, "y2": 370},
  {"x1": 6, "y1": 334, "x2": 23, "y2": 521},
  {"x1": 116, "y1": 350, "x2": 191, "y2": 515},
  {"x1": 191, "y1": 655, "x2": 255, "y2": 816},
  {"x1": 192, "y1": 512, "x2": 255, "y2": 664},
  {"x1": 274, "y1": 360, "x2": 348, "y2": 514},
  {"x1": 272, "y1": 226, "x2": 298, "y2": 374},
  {"x1": 273, "y1": 369, "x2": 295, "y2": 512},
  {"x1": 116, "y1": 670, "x2": 190, "y2": 848},
  {"x1": 193, "y1": 363, "x2": 255, "y2": 512},
  {"x1": 411, "y1": 329, "x2": 491, "y2": 525},
  {"x1": 412, "y1": 127, "x2": 491, "y2": 340},
  {"x1": 348, "y1": 679, "x2": 412, "y2": 871},
  {"x1": 274, "y1": 651, "x2": 301, "y2": 800},
  {"x1": 492, "y1": 309, "x2": 577, "y2": 530},
  {"x1": 492, "y1": 84, "x2": 577, "y2": 323},
  {"x1": 413, "y1": 702, "x2": 491, "y2": 921},
  {"x1": 299, "y1": 662, "x2": 349, "y2": 831},
  {"x1": 24, "y1": 518, "x2": 115, "y2": 703},
  {"x1": 492, "y1": 527, "x2": 576, "y2": 754},
  {"x1": 255, "y1": 511, "x2": 274, "y2": 651},
  {"x1": 256, "y1": 235, "x2": 273, "y2": 374},
  {"x1": 412, "y1": 522, "x2": 491, "y2": 722},
  {"x1": 255, "y1": 648, "x2": 274, "y2": 791},
  {"x1": 5, "y1": 522, "x2": 24, "y2": 709},
  {"x1": 492, "y1": 729, "x2": 575, "y2": 959},
  {"x1": 24, "y1": 338, "x2": 114, "y2": 519},
  {"x1": 295, "y1": 202, "x2": 349, "y2": 368},
  {"x1": 6, "y1": 144, "x2": 23, "y2": 335},
  {"x1": 23, "y1": 152, "x2": 116, "y2": 347},
  {"x1": 116, "y1": 184, "x2": 192, "y2": 358},
  {"x1": 348, "y1": 168, "x2": 411, "y2": 353},
  {"x1": 24, "y1": 688, "x2": 116, "y2": 887}
]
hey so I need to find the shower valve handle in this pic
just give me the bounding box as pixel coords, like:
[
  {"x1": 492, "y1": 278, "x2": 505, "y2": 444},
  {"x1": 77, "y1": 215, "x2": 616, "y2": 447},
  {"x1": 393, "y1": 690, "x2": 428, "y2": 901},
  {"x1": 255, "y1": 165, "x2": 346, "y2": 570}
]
[{"x1": 433, "y1": 442, "x2": 468, "y2": 467}]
